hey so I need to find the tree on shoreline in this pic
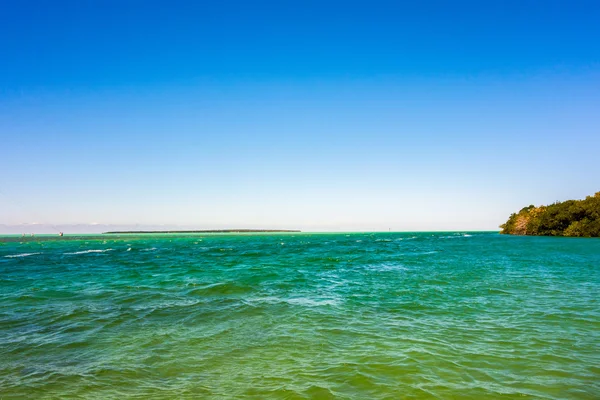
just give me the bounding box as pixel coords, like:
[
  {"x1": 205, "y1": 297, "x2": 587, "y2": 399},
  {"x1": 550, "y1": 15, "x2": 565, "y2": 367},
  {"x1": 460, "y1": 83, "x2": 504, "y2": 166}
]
[{"x1": 500, "y1": 192, "x2": 600, "y2": 237}]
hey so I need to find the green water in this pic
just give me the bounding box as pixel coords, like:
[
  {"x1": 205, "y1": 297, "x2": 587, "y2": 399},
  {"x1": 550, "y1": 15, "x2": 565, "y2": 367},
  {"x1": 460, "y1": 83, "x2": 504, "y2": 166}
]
[{"x1": 1, "y1": 232, "x2": 599, "y2": 399}]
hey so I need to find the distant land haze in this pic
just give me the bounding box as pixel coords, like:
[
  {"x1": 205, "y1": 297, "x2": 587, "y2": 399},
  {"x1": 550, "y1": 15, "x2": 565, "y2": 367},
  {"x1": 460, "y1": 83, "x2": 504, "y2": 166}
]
[
  {"x1": 0, "y1": 222, "x2": 500, "y2": 235},
  {"x1": 0, "y1": 224, "x2": 303, "y2": 235},
  {"x1": 103, "y1": 229, "x2": 301, "y2": 234},
  {"x1": 0, "y1": 230, "x2": 301, "y2": 243}
]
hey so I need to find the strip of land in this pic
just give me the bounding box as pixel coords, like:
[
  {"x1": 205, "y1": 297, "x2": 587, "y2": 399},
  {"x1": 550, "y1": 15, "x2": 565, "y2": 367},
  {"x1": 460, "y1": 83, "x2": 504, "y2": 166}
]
[
  {"x1": 0, "y1": 230, "x2": 301, "y2": 243},
  {"x1": 102, "y1": 229, "x2": 301, "y2": 234}
]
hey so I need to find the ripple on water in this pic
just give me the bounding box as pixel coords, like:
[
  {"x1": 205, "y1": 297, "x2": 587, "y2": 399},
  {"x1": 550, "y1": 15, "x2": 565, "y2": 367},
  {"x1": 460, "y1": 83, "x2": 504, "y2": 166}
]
[{"x1": 0, "y1": 232, "x2": 598, "y2": 399}]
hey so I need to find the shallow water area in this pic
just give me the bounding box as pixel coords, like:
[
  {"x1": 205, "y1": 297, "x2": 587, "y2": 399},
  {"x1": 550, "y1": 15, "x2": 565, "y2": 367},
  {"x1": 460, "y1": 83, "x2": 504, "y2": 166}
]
[{"x1": 1, "y1": 232, "x2": 599, "y2": 399}]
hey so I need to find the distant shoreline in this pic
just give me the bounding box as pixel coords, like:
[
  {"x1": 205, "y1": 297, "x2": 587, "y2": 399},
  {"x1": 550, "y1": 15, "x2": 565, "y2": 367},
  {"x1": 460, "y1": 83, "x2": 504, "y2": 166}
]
[
  {"x1": 0, "y1": 230, "x2": 301, "y2": 243},
  {"x1": 102, "y1": 229, "x2": 301, "y2": 234}
]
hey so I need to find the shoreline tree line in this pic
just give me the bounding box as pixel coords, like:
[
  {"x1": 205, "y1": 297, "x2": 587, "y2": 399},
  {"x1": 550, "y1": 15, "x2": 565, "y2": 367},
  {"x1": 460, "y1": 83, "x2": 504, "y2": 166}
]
[{"x1": 500, "y1": 192, "x2": 600, "y2": 237}]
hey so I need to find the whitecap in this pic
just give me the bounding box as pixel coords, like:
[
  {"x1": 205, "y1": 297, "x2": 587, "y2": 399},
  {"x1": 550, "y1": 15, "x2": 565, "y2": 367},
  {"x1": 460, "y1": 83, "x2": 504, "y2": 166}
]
[
  {"x1": 395, "y1": 236, "x2": 417, "y2": 241},
  {"x1": 141, "y1": 247, "x2": 157, "y2": 252},
  {"x1": 64, "y1": 249, "x2": 113, "y2": 255},
  {"x1": 403, "y1": 250, "x2": 438, "y2": 256},
  {"x1": 4, "y1": 252, "x2": 41, "y2": 258},
  {"x1": 440, "y1": 233, "x2": 472, "y2": 239},
  {"x1": 365, "y1": 263, "x2": 409, "y2": 272}
]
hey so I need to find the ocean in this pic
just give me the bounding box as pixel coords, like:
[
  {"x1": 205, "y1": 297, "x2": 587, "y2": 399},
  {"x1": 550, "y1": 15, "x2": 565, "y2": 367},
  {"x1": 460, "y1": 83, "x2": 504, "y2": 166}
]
[{"x1": 1, "y1": 232, "x2": 598, "y2": 399}]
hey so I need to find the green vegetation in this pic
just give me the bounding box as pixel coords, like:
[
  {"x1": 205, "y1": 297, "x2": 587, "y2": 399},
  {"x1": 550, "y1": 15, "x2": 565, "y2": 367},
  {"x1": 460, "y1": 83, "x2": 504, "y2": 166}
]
[{"x1": 500, "y1": 192, "x2": 600, "y2": 237}]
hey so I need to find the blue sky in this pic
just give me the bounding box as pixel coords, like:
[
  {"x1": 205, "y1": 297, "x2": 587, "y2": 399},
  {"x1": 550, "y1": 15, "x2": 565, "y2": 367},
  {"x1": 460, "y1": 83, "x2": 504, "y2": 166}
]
[{"x1": 1, "y1": 1, "x2": 599, "y2": 232}]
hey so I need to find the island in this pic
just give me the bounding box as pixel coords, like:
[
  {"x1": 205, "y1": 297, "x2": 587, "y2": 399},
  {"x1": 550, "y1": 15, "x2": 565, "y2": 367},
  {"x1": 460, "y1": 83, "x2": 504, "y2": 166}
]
[
  {"x1": 500, "y1": 192, "x2": 600, "y2": 237},
  {"x1": 102, "y1": 229, "x2": 300, "y2": 234},
  {"x1": 0, "y1": 230, "x2": 301, "y2": 243}
]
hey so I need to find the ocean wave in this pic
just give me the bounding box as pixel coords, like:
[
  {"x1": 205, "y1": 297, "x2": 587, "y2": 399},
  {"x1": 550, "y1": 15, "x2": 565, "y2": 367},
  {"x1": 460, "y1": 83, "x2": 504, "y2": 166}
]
[
  {"x1": 187, "y1": 282, "x2": 254, "y2": 296},
  {"x1": 365, "y1": 263, "x2": 409, "y2": 272},
  {"x1": 440, "y1": 233, "x2": 472, "y2": 239},
  {"x1": 246, "y1": 296, "x2": 340, "y2": 307},
  {"x1": 287, "y1": 297, "x2": 340, "y2": 307},
  {"x1": 395, "y1": 236, "x2": 417, "y2": 241},
  {"x1": 401, "y1": 250, "x2": 438, "y2": 256},
  {"x1": 141, "y1": 247, "x2": 157, "y2": 252},
  {"x1": 4, "y1": 252, "x2": 41, "y2": 258},
  {"x1": 64, "y1": 249, "x2": 114, "y2": 255}
]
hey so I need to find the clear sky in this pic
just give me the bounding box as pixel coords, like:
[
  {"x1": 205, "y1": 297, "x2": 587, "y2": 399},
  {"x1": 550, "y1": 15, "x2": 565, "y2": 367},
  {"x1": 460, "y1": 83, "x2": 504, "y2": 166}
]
[{"x1": 1, "y1": 1, "x2": 599, "y2": 232}]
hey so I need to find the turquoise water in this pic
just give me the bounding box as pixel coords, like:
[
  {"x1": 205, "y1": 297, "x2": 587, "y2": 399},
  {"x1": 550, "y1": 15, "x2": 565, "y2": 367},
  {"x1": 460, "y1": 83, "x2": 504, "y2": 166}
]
[{"x1": 1, "y1": 232, "x2": 599, "y2": 399}]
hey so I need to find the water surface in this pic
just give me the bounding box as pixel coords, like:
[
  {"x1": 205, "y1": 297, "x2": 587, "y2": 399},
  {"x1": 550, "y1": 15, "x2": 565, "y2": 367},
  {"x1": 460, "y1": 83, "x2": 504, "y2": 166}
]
[{"x1": 1, "y1": 232, "x2": 598, "y2": 399}]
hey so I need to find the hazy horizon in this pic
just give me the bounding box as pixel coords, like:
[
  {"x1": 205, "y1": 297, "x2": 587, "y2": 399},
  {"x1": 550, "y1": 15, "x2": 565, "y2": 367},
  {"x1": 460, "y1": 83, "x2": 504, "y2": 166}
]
[{"x1": 0, "y1": 223, "x2": 503, "y2": 235}]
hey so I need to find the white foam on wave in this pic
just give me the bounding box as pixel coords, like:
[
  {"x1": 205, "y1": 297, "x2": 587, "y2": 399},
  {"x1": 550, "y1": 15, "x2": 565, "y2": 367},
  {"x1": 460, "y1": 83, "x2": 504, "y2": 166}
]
[
  {"x1": 4, "y1": 252, "x2": 41, "y2": 258},
  {"x1": 395, "y1": 236, "x2": 417, "y2": 241},
  {"x1": 403, "y1": 250, "x2": 438, "y2": 256},
  {"x1": 366, "y1": 263, "x2": 409, "y2": 272},
  {"x1": 440, "y1": 233, "x2": 472, "y2": 239},
  {"x1": 64, "y1": 249, "x2": 114, "y2": 255},
  {"x1": 141, "y1": 247, "x2": 157, "y2": 252}
]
